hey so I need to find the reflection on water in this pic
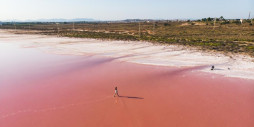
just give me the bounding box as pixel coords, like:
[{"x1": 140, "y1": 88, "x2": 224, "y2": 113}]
[
  {"x1": 0, "y1": 43, "x2": 81, "y2": 84},
  {"x1": 0, "y1": 43, "x2": 121, "y2": 85},
  {"x1": 0, "y1": 43, "x2": 135, "y2": 85}
]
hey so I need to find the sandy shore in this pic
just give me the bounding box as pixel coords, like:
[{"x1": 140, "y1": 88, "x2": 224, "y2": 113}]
[{"x1": 0, "y1": 29, "x2": 254, "y2": 80}]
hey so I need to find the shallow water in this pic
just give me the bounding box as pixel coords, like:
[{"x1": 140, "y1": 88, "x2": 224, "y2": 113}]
[{"x1": 0, "y1": 42, "x2": 254, "y2": 127}]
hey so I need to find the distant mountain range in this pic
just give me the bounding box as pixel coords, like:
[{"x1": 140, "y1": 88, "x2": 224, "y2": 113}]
[
  {"x1": 1, "y1": 18, "x2": 96, "y2": 22},
  {"x1": 0, "y1": 18, "x2": 208, "y2": 23}
]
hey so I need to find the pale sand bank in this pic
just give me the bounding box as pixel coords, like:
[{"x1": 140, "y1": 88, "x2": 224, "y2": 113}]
[{"x1": 1, "y1": 29, "x2": 254, "y2": 80}]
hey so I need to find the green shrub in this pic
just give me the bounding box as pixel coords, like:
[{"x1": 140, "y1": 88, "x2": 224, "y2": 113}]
[
  {"x1": 246, "y1": 20, "x2": 251, "y2": 23},
  {"x1": 220, "y1": 21, "x2": 230, "y2": 25},
  {"x1": 164, "y1": 23, "x2": 171, "y2": 26},
  {"x1": 232, "y1": 20, "x2": 241, "y2": 24}
]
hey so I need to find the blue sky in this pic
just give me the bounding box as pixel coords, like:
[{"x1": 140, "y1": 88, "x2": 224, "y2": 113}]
[{"x1": 0, "y1": 0, "x2": 253, "y2": 21}]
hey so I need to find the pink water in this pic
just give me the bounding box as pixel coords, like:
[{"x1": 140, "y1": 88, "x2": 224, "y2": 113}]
[{"x1": 1, "y1": 43, "x2": 254, "y2": 127}]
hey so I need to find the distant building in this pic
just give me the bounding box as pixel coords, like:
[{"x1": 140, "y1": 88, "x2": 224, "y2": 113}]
[{"x1": 240, "y1": 19, "x2": 243, "y2": 24}]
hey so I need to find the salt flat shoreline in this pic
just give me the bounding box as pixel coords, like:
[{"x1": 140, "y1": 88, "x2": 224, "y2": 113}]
[{"x1": 1, "y1": 29, "x2": 254, "y2": 80}]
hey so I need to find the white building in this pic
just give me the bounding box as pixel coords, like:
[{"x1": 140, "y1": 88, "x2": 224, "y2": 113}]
[{"x1": 240, "y1": 19, "x2": 243, "y2": 24}]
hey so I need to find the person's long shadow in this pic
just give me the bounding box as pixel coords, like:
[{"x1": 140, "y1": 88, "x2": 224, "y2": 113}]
[{"x1": 118, "y1": 96, "x2": 144, "y2": 99}]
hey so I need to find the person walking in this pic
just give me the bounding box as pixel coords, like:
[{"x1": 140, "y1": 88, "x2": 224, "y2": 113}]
[{"x1": 114, "y1": 86, "x2": 119, "y2": 97}]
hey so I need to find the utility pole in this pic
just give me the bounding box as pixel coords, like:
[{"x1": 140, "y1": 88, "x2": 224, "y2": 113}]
[
  {"x1": 213, "y1": 18, "x2": 216, "y2": 29},
  {"x1": 139, "y1": 22, "x2": 141, "y2": 38},
  {"x1": 72, "y1": 22, "x2": 75, "y2": 32},
  {"x1": 14, "y1": 22, "x2": 16, "y2": 32},
  {"x1": 249, "y1": 12, "x2": 251, "y2": 19},
  {"x1": 153, "y1": 21, "x2": 155, "y2": 35},
  {"x1": 56, "y1": 23, "x2": 59, "y2": 36}
]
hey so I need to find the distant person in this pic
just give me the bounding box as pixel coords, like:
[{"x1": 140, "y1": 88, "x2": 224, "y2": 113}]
[
  {"x1": 114, "y1": 86, "x2": 119, "y2": 97},
  {"x1": 211, "y1": 65, "x2": 215, "y2": 70}
]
